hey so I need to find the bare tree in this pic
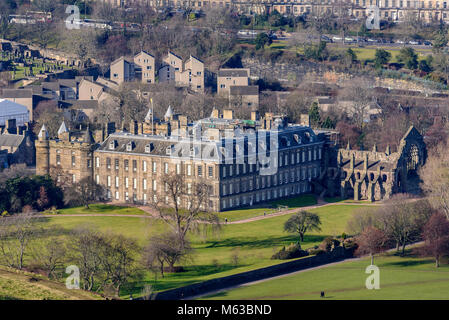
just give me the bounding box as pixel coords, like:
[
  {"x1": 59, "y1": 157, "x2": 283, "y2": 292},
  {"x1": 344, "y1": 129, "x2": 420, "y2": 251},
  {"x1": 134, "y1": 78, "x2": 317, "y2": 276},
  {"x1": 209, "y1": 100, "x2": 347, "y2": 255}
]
[
  {"x1": 30, "y1": 237, "x2": 67, "y2": 279},
  {"x1": 375, "y1": 195, "x2": 432, "y2": 254},
  {"x1": 0, "y1": 213, "x2": 39, "y2": 270},
  {"x1": 148, "y1": 172, "x2": 220, "y2": 250},
  {"x1": 420, "y1": 212, "x2": 449, "y2": 268},
  {"x1": 99, "y1": 233, "x2": 140, "y2": 298},
  {"x1": 420, "y1": 138, "x2": 449, "y2": 218},
  {"x1": 64, "y1": 177, "x2": 105, "y2": 209},
  {"x1": 142, "y1": 231, "x2": 192, "y2": 277},
  {"x1": 70, "y1": 227, "x2": 105, "y2": 291},
  {"x1": 355, "y1": 226, "x2": 387, "y2": 265}
]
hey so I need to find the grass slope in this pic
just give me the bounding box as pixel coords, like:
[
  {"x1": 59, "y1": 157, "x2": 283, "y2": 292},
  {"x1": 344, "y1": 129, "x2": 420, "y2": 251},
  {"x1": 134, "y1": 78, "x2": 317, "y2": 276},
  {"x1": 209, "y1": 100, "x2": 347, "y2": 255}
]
[
  {"x1": 39, "y1": 202, "x2": 370, "y2": 296},
  {"x1": 0, "y1": 267, "x2": 101, "y2": 300},
  {"x1": 202, "y1": 250, "x2": 449, "y2": 300}
]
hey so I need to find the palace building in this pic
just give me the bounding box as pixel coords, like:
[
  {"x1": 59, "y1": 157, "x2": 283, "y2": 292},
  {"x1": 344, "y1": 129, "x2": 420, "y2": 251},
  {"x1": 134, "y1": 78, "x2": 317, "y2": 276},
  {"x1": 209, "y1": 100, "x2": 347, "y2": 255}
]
[{"x1": 35, "y1": 106, "x2": 427, "y2": 211}]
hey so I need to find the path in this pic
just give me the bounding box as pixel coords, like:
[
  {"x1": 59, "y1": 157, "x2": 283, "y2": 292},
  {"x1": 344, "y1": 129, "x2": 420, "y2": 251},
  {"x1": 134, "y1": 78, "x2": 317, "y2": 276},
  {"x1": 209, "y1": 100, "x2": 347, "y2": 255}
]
[
  {"x1": 187, "y1": 242, "x2": 422, "y2": 300},
  {"x1": 187, "y1": 257, "x2": 361, "y2": 300},
  {"x1": 39, "y1": 200, "x2": 379, "y2": 224}
]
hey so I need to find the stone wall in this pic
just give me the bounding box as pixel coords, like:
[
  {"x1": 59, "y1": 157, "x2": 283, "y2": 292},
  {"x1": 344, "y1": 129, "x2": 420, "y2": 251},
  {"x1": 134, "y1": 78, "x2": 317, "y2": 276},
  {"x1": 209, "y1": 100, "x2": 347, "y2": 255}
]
[{"x1": 153, "y1": 247, "x2": 353, "y2": 300}]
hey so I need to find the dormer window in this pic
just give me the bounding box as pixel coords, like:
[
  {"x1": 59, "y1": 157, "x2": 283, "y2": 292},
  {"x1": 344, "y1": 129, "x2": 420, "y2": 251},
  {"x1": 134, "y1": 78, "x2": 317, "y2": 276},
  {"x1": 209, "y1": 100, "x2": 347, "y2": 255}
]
[
  {"x1": 293, "y1": 134, "x2": 301, "y2": 144},
  {"x1": 190, "y1": 147, "x2": 198, "y2": 157},
  {"x1": 145, "y1": 143, "x2": 154, "y2": 153},
  {"x1": 109, "y1": 140, "x2": 117, "y2": 150},
  {"x1": 166, "y1": 145, "x2": 173, "y2": 155},
  {"x1": 126, "y1": 141, "x2": 135, "y2": 152}
]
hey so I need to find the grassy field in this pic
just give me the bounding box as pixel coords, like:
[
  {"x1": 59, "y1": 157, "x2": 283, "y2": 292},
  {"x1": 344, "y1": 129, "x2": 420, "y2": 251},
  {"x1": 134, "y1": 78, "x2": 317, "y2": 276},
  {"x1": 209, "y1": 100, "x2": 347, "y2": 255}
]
[
  {"x1": 53, "y1": 194, "x2": 317, "y2": 222},
  {"x1": 39, "y1": 202, "x2": 372, "y2": 297},
  {"x1": 0, "y1": 266, "x2": 101, "y2": 300},
  {"x1": 202, "y1": 250, "x2": 449, "y2": 300}
]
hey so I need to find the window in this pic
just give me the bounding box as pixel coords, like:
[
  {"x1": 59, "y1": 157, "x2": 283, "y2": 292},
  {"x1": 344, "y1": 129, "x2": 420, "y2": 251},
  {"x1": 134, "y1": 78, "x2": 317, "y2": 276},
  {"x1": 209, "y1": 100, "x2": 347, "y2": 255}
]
[
  {"x1": 124, "y1": 160, "x2": 129, "y2": 171},
  {"x1": 107, "y1": 176, "x2": 111, "y2": 187},
  {"x1": 115, "y1": 159, "x2": 119, "y2": 170},
  {"x1": 115, "y1": 191, "x2": 119, "y2": 200},
  {"x1": 145, "y1": 144, "x2": 153, "y2": 153},
  {"x1": 187, "y1": 164, "x2": 192, "y2": 176},
  {"x1": 176, "y1": 163, "x2": 181, "y2": 174},
  {"x1": 198, "y1": 166, "x2": 203, "y2": 176},
  {"x1": 115, "y1": 176, "x2": 119, "y2": 188},
  {"x1": 143, "y1": 160, "x2": 147, "y2": 172},
  {"x1": 125, "y1": 177, "x2": 129, "y2": 188},
  {"x1": 133, "y1": 178, "x2": 137, "y2": 189},
  {"x1": 72, "y1": 156, "x2": 76, "y2": 167},
  {"x1": 208, "y1": 166, "x2": 213, "y2": 177},
  {"x1": 164, "y1": 162, "x2": 169, "y2": 174},
  {"x1": 143, "y1": 179, "x2": 147, "y2": 190},
  {"x1": 133, "y1": 160, "x2": 137, "y2": 172},
  {"x1": 126, "y1": 142, "x2": 134, "y2": 151},
  {"x1": 56, "y1": 155, "x2": 61, "y2": 165},
  {"x1": 152, "y1": 162, "x2": 157, "y2": 173},
  {"x1": 96, "y1": 157, "x2": 100, "y2": 168},
  {"x1": 96, "y1": 175, "x2": 99, "y2": 184},
  {"x1": 72, "y1": 174, "x2": 76, "y2": 183},
  {"x1": 152, "y1": 180, "x2": 157, "y2": 191},
  {"x1": 107, "y1": 158, "x2": 111, "y2": 169}
]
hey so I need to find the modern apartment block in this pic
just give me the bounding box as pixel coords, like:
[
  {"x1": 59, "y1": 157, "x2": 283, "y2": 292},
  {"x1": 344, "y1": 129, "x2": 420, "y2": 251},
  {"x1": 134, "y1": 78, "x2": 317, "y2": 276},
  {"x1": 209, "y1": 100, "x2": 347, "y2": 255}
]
[
  {"x1": 217, "y1": 68, "x2": 250, "y2": 95},
  {"x1": 159, "y1": 51, "x2": 205, "y2": 92},
  {"x1": 110, "y1": 51, "x2": 156, "y2": 85}
]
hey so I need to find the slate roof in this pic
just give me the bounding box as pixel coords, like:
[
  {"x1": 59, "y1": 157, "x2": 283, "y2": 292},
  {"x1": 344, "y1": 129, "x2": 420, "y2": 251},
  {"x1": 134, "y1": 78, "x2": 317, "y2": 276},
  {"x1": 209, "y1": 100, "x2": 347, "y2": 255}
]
[
  {"x1": 218, "y1": 69, "x2": 249, "y2": 78},
  {"x1": 0, "y1": 134, "x2": 25, "y2": 148},
  {"x1": 0, "y1": 89, "x2": 33, "y2": 99},
  {"x1": 229, "y1": 85, "x2": 259, "y2": 96}
]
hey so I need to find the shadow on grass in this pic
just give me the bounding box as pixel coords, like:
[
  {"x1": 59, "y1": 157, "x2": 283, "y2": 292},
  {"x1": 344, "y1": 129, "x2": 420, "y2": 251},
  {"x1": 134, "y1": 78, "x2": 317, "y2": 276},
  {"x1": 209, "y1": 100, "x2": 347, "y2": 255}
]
[
  {"x1": 201, "y1": 291, "x2": 230, "y2": 299},
  {"x1": 204, "y1": 235, "x2": 326, "y2": 249},
  {"x1": 0, "y1": 296, "x2": 21, "y2": 300},
  {"x1": 382, "y1": 259, "x2": 435, "y2": 268},
  {"x1": 123, "y1": 263, "x2": 248, "y2": 295}
]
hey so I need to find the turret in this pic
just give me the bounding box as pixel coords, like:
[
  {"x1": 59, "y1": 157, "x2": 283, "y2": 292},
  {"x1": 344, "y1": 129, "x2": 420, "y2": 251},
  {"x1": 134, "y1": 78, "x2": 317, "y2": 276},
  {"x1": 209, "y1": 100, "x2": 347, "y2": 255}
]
[{"x1": 36, "y1": 124, "x2": 50, "y2": 175}]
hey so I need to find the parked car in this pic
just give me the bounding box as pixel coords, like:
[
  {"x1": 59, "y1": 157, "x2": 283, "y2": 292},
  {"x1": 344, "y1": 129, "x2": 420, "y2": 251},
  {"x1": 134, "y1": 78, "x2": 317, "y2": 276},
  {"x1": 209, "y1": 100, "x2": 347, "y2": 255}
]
[
  {"x1": 395, "y1": 39, "x2": 405, "y2": 44},
  {"x1": 408, "y1": 40, "x2": 420, "y2": 45},
  {"x1": 332, "y1": 36, "x2": 342, "y2": 42},
  {"x1": 423, "y1": 40, "x2": 432, "y2": 46},
  {"x1": 321, "y1": 35, "x2": 333, "y2": 43}
]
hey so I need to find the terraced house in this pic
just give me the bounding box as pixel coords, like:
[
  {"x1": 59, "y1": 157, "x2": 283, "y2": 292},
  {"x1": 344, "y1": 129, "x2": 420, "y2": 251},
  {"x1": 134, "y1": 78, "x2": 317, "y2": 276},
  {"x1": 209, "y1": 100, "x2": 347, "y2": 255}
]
[{"x1": 102, "y1": 0, "x2": 449, "y2": 23}]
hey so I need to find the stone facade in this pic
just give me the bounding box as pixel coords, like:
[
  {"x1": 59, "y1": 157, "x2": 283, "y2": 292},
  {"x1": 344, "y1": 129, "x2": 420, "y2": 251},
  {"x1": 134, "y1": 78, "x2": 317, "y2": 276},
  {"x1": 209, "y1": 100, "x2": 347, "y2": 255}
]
[
  {"x1": 35, "y1": 106, "x2": 427, "y2": 209},
  {"x1": 36, "y1": 108, "x2": 324, "y2": 211},
  {"x1": 315, "y1": 126, "x2": 427, "y2": 201}
]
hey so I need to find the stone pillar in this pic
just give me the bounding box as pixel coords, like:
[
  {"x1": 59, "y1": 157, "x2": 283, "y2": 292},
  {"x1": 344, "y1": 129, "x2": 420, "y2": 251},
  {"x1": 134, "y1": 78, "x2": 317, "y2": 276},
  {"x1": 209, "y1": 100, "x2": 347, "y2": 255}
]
[{"x1": 353, "y1": 181, "x2": 360, "y2": 201}]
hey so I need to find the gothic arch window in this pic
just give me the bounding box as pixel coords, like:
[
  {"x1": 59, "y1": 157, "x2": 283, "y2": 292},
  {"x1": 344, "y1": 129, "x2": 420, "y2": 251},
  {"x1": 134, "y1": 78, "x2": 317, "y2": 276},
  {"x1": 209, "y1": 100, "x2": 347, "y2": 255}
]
[
  {"x1": 407, "y1": 144, "x2": 419, "y2": 172},
  {"x1": 370, "y1": 173, "x2": 375, "y2": 181},
  {"x1": 382, "y1": 174, "x2": 387, "y2": 182}
]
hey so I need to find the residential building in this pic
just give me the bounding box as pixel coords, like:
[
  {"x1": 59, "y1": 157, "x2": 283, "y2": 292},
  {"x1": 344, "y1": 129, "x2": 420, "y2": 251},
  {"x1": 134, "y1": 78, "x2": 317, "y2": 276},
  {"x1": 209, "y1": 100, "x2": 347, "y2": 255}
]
[{"x1": 217, "y1": 68, "x2": 250, "y2": 95}]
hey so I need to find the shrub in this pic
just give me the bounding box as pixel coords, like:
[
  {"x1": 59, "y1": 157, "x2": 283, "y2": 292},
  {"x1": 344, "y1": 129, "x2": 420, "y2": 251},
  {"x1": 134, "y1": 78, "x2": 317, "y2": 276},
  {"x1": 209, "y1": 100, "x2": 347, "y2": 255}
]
[
  {"x1": 319, "y1": 237, "x2": 341, "y2": 252},
  {"x1": 307, "y1": 248, "x2": 326, "y2": 255},
  {"x1": 271, "y1": 243, "x2": 309, "y2": 260}
]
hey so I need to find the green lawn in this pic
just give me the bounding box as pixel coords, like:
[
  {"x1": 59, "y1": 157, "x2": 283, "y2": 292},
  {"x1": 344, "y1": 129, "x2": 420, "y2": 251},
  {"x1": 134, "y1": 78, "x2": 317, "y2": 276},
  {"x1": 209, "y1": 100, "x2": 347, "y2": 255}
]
[
  {"x1": 39, "y1": 203, "x2": 370, "y2": 297},
  {"x1": 217, "y1": 194, "x2": 318, "y2": 222},
  {"x1": 54, "y1": 204, "x2": 147, "y2": 216},
  {"x1": 0, "y1": 266, "x2": 101, "y2": 300},
  {"x1": 202, "y1": 250, "x2": 449, "y2": 300}
]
